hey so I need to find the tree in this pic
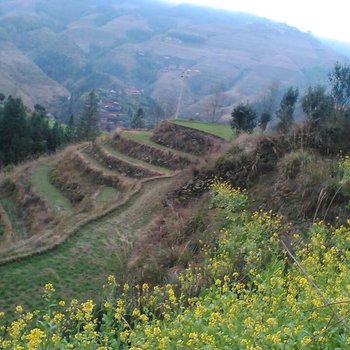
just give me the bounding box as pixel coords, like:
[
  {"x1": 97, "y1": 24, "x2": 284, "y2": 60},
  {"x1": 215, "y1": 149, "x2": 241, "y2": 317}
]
[
  {"x1": 259, "y1": 112, "x2": 272, "y2": 131},
  {"x1": 276, "y1": 87, "x2": 299, "y2": 133},
  {"x1": 48, "y1": 121, "x2": 65, "y2": 151},
  {"x1": 65, "y1": 114, "x2": 76, "y2": 142},
  {"x1": 77, "y1": 92, "x2": 99, "y2": 140},
  {"x1": 329, "y1": 62, "x2": 350, "y2": 110},
  {"x1": 301, "y1": 85, "x2": 334, "y2": 127},
  {"x1": 0, "y1": 93, "x2": 5, "y2": 102},
  {"x1": 29, "y1": 104, "x2": 50, "y2": 154},
  {"x1": 230, "y1": 102, "x2": 258, "y2": 133},
  {"x1": 0, "y1": 96, "x2": 30, "y2": 165},
  {"x1": 131, "y1": 108, "x2": 145, "y2": 129}
]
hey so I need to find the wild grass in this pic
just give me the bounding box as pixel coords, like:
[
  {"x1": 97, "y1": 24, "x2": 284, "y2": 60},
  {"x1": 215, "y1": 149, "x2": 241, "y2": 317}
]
[
  {"x1": 31, "y1": 164, "x2": 73, "y2": 215},
  {"x1": 171, "y1": 119, "x2": 234, "y2": 140}
]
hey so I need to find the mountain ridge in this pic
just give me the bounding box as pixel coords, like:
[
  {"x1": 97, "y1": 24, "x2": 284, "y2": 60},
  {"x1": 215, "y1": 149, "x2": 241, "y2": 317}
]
[{"x1": 0, "y1": 0, "x2": 346, "y2": 119}]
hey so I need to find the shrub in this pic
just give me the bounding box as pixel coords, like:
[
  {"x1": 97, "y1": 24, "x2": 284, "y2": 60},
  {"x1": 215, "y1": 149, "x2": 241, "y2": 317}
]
[{"x1": 278, "y1": 150, "x2": 313, "y2": 179}]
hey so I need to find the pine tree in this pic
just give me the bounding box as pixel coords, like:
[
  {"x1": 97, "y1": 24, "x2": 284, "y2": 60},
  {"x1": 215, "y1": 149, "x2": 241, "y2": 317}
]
[
  {"x1": 301, "y1": 85, "x2": 334, "y2": 128},
  {"x1": 131, "y1": 108, "x2": 145, "y2": 129},
  {"x1": 259, "y1": 112, "x2": 271, "y2": 131},
  {"x1": 0, "y1": 96, "x2": 30, "y2": 165},
  {"x1": 29, "y1": 104, "x2": 49, "y2": 154},
  {"x1": 276, "y1": 87, "x2": 299, "y2": 133},
  {"x1": 65, "y1": 114, "x2": 76, "y2": 142},
  {"x1": 230, "y1": 103, "x2": 257, "y2": 133},
  {"x1": 48, "y1": 121, "x2": 66, "y2": 151}
]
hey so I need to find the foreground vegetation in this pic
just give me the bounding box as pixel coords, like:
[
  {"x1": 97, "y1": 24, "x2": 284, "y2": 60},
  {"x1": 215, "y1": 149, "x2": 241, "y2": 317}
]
[{"x1": 2, "y1": 179, "x2": 350, "y2": 349}]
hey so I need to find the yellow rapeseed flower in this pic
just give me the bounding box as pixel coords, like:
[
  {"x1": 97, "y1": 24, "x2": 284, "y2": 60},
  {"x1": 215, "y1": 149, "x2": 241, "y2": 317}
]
[
  {"x1": 15, "y1": 305, "x2": 23, "y2": 313},
  {"x1": 44, "y1": 282, "x2": 55, "y2": 293}
]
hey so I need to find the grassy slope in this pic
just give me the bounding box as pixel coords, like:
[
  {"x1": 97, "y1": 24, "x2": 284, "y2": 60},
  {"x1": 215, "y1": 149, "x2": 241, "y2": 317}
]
[
  {"x1": 31, "y1": 164, "x2": 73, "y2": 215},
  {"x1": 170, "y1": 120, "x2": 234, "y2": 141},
  {"x1": 0, "y1": 178, "x2": 172, "y2": 318}
]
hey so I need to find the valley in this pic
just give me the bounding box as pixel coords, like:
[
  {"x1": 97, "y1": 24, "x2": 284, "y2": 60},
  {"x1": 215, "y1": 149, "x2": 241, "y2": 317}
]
[{"x1": 0, "y1": 0, "x2": 346, "y2": 122}]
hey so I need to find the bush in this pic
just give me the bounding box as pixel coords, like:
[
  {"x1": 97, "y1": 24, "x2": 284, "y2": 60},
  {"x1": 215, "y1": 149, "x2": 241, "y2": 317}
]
[{"x1": 278, "y1": 150, "x2": 313, "y2": 179}]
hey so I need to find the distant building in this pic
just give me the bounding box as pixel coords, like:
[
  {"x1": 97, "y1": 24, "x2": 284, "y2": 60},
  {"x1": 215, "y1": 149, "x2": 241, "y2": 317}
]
[{"x1": 124, "y1": 87, "x2": 141, "y2": 95}]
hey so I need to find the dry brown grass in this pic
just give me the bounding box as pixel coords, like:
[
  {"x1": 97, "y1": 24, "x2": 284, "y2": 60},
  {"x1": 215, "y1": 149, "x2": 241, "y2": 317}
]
[
  {"x1": 51, "y1": 149, "x2": 90, "y2": 204},
  {"x1": 151, "y1": 121, "x2": 223, "y2": 156},
  {"x1": 51, "y1": 145, "x2": 129, "y2": 207},
  {"x1": 70, "y1": 150, "x2": 124, "y2": 188},
  {"x1": 128, "y1": 194, "x2": 214, "y2": 284},
  {"x1": 92, "y1": 140, "x2": 163, "y2": 178},
  {"x1": 0, "y1": 202, "x2": 14, "y2": 248},
  {"x1": 111, "y1": 131, "x2": 191, "y2": 170},
  {"x1": 16, "y1": 172, "x2": 55, "y2": 235}
]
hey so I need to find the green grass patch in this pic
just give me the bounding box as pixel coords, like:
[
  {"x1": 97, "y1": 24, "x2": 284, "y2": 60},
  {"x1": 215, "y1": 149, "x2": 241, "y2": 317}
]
[
  {"x1": 0, "y1": 197, "x2": 26, "y2": 240},
  {"x1": 171, "y1": 119, "x2": 233, "y2": 141},
  {"x1": 96, "y1": 186, "x2": 118, "y2": 204},
  {"x1": 31, "y1": 164, "x2": 73, "y2": 215},
  {"x1": 122, "y1": 131, "x2": 197, "y2": 160}
]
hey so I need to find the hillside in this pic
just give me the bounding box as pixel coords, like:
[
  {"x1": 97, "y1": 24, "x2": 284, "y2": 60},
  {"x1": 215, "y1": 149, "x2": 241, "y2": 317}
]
[
  {"x1": 0, "y1": 39, "x2": 69, "y2": 109},
  {"x1": 2, "y1": 119, "x2": 350, "y2": 347},
  {"x1": 0, "y1": 0, "x2": 345, "y2": 119},
  {"x1": 0, "y1": 121, "x2": 226, "y2": 316}
]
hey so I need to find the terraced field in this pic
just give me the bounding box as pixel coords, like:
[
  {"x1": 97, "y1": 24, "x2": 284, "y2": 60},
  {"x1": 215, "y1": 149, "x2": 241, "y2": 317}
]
[
  {"x1": 0, "y1": 178, "x2": 172, "y2": 316},
  {"x1": 32, "y1": 164, "x2": 73, "y2": 215},
  {"x1": 102, "y1": 143, "x2": 172, "y2": 176},
  {"x1": 0, "y1": 121, "x2": 227, "y2": 318},
  {"x1": 121, "y1": 130, "x2": 198, "y2": 161},
  {"x1": 171, "y1": 119, "x2": 234, "y2": 141}
]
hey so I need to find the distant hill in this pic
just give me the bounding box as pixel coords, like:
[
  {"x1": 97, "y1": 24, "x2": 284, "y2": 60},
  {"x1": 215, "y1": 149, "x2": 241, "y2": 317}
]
[{"x1": 0, "y1": 0, "x2": 346, "y2": 119}]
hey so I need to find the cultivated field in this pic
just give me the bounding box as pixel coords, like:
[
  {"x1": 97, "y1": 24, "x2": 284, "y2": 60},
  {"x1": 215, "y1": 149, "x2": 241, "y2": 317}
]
[{"x1": 0, "y1": 121, "x2": 227, "y2": 317}]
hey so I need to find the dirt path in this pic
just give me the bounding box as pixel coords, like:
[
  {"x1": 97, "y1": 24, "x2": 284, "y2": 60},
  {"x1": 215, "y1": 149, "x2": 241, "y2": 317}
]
[{"x1": 0, "y1": 177, "x2": 172, "y2": 318}]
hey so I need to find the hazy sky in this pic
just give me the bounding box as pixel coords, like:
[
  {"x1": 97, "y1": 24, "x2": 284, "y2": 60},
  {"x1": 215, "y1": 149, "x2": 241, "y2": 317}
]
[{"x1": 163, "y1": 0, "x2": 350, "y2": 43}]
